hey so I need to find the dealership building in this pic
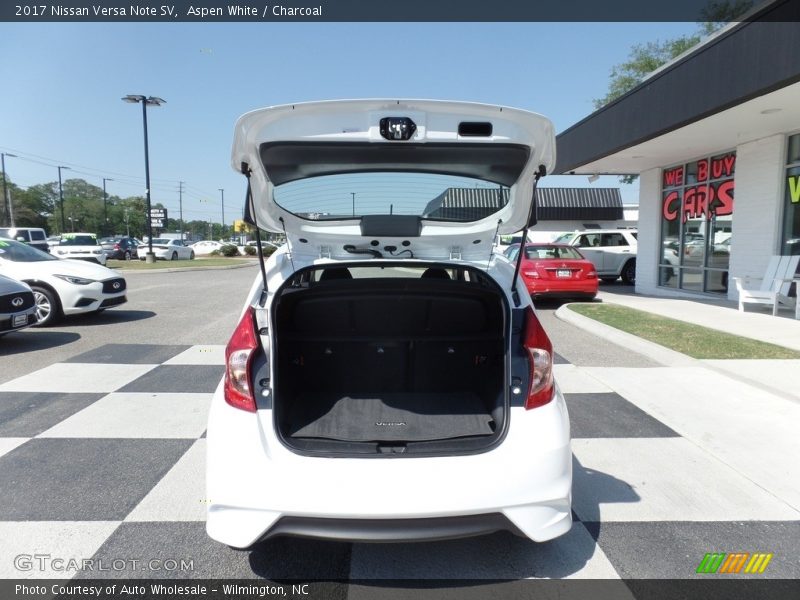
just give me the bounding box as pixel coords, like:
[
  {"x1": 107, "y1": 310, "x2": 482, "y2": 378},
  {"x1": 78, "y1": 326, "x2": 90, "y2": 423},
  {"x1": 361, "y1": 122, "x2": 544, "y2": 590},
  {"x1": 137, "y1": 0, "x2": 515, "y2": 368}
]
[{"x1": 555, "y1": 0, "x2": 800, "y2": 300}]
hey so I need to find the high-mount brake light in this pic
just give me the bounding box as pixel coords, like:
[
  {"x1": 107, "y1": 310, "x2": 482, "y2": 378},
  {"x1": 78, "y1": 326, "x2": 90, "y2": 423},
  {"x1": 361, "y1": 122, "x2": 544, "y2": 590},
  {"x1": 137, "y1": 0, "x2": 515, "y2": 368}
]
[
  {"x1": 522, "y1": 306, "x2": 555, "y2": 409},
  {"x1": 224, "y1": 307, "x2": 259, "y2": 412}
]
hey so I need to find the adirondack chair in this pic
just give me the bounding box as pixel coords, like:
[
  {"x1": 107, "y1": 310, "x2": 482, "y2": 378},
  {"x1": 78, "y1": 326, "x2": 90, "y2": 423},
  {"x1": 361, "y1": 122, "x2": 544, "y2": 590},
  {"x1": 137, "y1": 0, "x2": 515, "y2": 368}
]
[{"x1": 733, "y1": 255, "x2": 800, "y2": 315}]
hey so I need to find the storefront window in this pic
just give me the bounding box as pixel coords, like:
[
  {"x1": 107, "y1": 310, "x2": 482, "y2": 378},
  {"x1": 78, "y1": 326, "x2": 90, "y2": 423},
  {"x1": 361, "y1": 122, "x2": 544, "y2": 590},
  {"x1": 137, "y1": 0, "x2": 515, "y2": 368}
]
[
  {"x1": 782, "y1": 133, "x2": 800, "y2": 256},
  {"x1": 659, "y1": 151, "x2": 735, "y2": 294}
]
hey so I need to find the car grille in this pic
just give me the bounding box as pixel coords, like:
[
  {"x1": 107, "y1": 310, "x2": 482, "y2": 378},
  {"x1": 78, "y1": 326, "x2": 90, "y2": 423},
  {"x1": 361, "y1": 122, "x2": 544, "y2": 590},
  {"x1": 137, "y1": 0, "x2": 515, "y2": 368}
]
[
  {"x1": 102, "y1": 278, "x2": 127, "y2": 293},
  {"x1": 99, "y1": 296, "x2": 127, "y2": 308},
  {"x1": 0, "y1": 291, "x2": 35, "y2": 313}
]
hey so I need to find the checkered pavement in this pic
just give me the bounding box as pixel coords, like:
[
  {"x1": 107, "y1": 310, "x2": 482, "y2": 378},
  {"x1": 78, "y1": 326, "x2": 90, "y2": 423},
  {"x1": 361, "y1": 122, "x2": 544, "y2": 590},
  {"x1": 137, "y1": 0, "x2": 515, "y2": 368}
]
[{"x1": 0, "y1": 343, "x2": 798, "y2": 582}]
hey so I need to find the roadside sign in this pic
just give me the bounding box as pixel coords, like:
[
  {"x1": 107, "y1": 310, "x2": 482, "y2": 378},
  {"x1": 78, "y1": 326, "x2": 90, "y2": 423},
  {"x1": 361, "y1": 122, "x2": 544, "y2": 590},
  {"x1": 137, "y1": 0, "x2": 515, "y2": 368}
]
[{"x1": 149, "y1": 208, "x2": 167, "y2": 229}]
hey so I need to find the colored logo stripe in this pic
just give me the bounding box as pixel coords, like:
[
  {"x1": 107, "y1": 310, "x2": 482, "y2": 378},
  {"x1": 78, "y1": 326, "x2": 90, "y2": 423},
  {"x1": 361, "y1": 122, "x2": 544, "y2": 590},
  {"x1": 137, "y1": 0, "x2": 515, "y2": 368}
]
[
  {"x1": 697, "y1": 552, "x2": 773, "y2": 574},
  {"x1": 744, "y1": 553, "x2": 773, "y2": 574}
]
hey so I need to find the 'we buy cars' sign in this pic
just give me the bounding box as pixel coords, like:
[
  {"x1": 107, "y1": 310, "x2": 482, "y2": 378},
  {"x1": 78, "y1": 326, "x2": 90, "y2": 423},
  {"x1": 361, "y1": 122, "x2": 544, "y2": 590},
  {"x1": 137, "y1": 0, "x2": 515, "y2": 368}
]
[
  {"x1": 149, "y1": 208, "x2": 168, "y2": 228},
  {"x1": 662, "y1": 153, "x2": 735, "y2": 223}
]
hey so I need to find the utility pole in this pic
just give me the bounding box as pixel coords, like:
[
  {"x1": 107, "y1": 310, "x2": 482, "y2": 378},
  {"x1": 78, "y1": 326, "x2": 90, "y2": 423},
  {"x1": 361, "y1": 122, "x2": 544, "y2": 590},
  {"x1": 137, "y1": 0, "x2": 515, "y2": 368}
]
[
  {"x1": 1, "y1": 153, "x2": 17, "y2": 227},
  {"x1": 102, "y1": 178, "x2": 113, "y2": 236},
  {"x1": 178, "y1": 181, "x2": 184, "y2": 241},
  {"x1": 351, "y1": 192, "x2": 355, "y2": 216},
  {"x1": 218, "y1": 188, "x2": 225, "y2": 240},
  {"x1": 57, "y1": 166, "x2": 70, "y2": 234}
]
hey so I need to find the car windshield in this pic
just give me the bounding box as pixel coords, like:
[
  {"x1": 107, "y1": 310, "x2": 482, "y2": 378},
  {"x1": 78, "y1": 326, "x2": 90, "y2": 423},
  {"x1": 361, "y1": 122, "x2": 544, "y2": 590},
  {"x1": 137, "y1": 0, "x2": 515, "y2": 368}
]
[
  {"x1": 0, "y1": 238, "x2": 59, "y2": 262},
  {"x1": 524, "y1": 245, "x2": 584, "y2": 260},
  {"x1": 552, "y1": 232, "x2": 574, "y2": 244},
  {"x1": 61, "y1": 235, "x2": 99, "y2": 246},
  {"x1": 273, "y1": 172, "x2": 510, "y2": 222}
]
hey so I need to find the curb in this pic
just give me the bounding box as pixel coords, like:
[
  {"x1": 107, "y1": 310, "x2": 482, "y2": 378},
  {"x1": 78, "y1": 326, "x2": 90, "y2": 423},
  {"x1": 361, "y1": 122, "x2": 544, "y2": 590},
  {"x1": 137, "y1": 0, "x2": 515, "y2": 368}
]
[
  {"x1": 555, "y1": 303, "x2": 700, "y2": 367},
  {"x1": 111, "y1": 260, "x2": 259, "y2": 274}
]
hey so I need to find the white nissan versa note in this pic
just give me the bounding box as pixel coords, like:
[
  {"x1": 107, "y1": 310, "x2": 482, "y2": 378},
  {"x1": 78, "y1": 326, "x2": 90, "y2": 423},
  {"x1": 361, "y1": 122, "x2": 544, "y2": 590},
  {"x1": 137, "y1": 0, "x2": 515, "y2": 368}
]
[{"x1": 206, "y1": 100, "x2": 572, "y2": 547}]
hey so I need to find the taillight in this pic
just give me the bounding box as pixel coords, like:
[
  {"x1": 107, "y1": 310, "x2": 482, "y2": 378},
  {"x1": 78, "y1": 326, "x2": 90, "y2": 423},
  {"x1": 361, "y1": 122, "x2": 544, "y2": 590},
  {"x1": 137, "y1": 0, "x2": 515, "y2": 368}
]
[
  {"x1": 224, "y1": 307, "x2": 259, "y2": 412},
  {"x1": 586, "y1": 270, "x2": 597, "y2": 278},
  {"x1": 523, "y1": 270, "x2": 540, "y2": 279},
  {"x1": 522, "y1": 306, "x2": 554, "y2": 409},
  {"x1": 114, "y1": 243, "x2": 120, "y2": 250}
]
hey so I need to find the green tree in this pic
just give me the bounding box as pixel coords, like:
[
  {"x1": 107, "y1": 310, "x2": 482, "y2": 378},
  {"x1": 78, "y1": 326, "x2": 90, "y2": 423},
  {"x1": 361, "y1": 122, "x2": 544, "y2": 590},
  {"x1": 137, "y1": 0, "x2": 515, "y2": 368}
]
[{"x1": 593, "y1": 0, "x2": 753, "y2": 183}]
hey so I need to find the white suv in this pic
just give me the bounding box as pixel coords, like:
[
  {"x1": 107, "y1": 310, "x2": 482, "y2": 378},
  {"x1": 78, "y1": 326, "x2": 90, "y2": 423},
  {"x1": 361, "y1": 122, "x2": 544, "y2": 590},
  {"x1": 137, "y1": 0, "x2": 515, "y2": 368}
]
[
  {"x1": 205, "y1": 99, "x2": 572, "y2": 548},
  {"x1": 555, "y1": 229, "x2": 638, "y2": 284}
]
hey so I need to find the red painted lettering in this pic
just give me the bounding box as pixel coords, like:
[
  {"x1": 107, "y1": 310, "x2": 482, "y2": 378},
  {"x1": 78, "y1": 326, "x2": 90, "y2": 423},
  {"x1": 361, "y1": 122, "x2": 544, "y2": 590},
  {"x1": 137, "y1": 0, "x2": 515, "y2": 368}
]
[
  {"x1": 697, "y1": 159, "x2": 708, "y2": 182},
  {"x1": 664, "y1": 167, "x2": 684, "y2": 187},
  {"x1": 662, "y1": 191, "x2": 680, "y2": 221},
  {"x1": 712, "y1": 180, "x2": 734, "y2": 216},
  {"x1": 723, "y1": 154, "x2": 736, "y2": 177},
  {"x1": 695, "y1": 185, "x2": 709, "y2": 218},
  {"x1": 711, "y1": 158, "x2": 724, "y2": 179},
  {"x1": 683, "y1": 187, "x2": 696, "y2": 223}
]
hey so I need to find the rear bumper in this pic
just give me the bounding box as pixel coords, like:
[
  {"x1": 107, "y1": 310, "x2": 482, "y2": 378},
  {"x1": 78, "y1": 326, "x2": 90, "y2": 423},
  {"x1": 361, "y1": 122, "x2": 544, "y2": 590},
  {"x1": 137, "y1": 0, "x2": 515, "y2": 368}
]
[
  {"x1": 525, "y1": 280, "x2": 598, "y2": 298},
  {"x1": 206, "y1": 383, "x2": 572, "y2": 548}
]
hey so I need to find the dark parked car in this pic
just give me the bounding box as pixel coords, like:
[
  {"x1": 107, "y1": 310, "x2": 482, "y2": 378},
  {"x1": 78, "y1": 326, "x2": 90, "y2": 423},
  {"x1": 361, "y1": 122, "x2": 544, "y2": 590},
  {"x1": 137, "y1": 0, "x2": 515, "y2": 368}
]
[
  {"x1": 100, "y1": 237, "x2": 139, "y2": 260},
  {"x1": 0, "y1": 273, "x2": 37, "y2": 335}
]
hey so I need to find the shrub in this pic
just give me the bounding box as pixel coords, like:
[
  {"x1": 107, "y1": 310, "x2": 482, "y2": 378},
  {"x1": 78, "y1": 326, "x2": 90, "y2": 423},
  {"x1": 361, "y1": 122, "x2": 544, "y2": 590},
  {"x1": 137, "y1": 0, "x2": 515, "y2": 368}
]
[
  {"x1": 210, "y1": 249, "x2": 221, "y2": 256},
  {"x1": 221, "y1": 244, "x2": 240, "y2": 257},
  {"x1": 243, "y1": 245, "x2": 257, "y2": 256}
]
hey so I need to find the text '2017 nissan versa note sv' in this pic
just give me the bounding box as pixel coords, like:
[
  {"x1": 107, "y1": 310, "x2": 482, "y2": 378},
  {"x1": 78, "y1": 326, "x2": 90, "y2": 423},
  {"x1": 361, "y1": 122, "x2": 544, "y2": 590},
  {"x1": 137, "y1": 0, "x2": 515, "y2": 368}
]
[{"x1": 206, "y1": 99, "x2": 572, "y2": 548}]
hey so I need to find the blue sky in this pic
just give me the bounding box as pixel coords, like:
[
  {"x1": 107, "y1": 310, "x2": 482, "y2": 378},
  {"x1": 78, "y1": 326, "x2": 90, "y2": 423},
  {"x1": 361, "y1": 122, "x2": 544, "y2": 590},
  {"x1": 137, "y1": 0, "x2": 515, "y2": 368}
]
[{"x1": 0, "y1": 22, "x2": 699, "y2": 226}]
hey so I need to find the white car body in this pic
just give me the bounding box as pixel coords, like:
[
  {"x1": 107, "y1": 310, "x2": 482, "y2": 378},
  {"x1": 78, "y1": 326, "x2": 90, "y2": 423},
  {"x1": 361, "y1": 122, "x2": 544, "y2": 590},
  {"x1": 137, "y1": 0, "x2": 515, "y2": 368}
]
[
  {"x1": 206, "y1": 100, "x2": 571, "y2": 548},
  {"x1": 189, "y1": 240, "x2": 227, "y2": 256},
  {"x1": 51, "y1": 232, "x2": 108, "y2": 265},
  {"x1": 0, "y1": 238, "x2": 127, "y2": 325},
  {"x1": 143, "y1": 238, "x2": 194, "y2": 260}
]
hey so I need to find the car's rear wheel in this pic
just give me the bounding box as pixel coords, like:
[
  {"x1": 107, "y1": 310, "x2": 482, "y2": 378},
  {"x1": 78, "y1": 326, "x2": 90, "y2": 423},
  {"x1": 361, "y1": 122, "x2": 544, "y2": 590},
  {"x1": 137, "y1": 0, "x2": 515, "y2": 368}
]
[
  {"x1": 124, "y1": 250, "x2": 132, "y2": 261},
  {"x1": 190, "y1": 251, "x2": 195, "y2": 260},
  {"x1": 621, "y1": 260, "x2": 636, "y2": 285},
  {"x1": 171, "y1": 251, "x2": 178, "y2": 261},
  {"x1": 31, "y1": 286, "x2": 62, "y2": 327}
]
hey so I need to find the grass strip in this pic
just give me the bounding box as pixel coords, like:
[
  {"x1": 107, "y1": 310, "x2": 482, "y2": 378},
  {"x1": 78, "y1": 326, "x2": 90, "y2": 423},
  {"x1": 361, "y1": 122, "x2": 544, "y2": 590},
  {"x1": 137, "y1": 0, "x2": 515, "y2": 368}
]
[
  {"x1": 107, "y1": 258, "x2": 251, "y2": 270},
  {"x1": 568, "y1": 303, "x2": 800, "y2": 359}
]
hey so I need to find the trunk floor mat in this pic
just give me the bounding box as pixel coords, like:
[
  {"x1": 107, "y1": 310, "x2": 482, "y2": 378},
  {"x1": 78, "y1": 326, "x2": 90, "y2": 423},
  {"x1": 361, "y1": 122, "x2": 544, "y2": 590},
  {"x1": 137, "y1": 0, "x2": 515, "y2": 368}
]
[{"x1": 288, "y1": 392, "x2": 494, "y2": 442}]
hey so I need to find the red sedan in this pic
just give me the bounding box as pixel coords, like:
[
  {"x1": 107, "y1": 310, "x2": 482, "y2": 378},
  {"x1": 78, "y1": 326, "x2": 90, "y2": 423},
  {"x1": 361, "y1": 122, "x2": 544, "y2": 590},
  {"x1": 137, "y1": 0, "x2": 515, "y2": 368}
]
[{"x1": 512, "y1": 243, "x2": 598, "y2": 300}]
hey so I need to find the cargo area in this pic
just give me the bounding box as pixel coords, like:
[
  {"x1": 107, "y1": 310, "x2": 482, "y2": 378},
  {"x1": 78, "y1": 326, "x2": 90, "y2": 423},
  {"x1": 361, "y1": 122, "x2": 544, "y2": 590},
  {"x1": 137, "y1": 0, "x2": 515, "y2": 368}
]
[{"x1": 271, "y1": 266, "x2": 508, "y2": 455}]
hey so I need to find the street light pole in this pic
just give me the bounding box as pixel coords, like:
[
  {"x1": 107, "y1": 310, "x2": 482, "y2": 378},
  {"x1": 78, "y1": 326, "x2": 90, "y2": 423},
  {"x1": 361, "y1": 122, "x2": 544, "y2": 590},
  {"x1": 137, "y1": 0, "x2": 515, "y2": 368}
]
[
  {"x1": 351, "y1": 192, "x2": 355, "y2": 216},
  {"x1": 178, "y1": 181, "x2": 184, "y2": 241},
  {"x1": 57, "y1": 166, "x2": 70, "y2": 234},
  {"x1": 122, "y1": 94, "x2": 165, "y2": 263},
  {"x1": 219, "y1": 188, "x2": 225, "y2": 240},
  {"x1": 1, "y1": 153, "x2": 17, "y2": 227},
  {"x1": 102, "y1": 177, "x2": 113, "y2": 236}
]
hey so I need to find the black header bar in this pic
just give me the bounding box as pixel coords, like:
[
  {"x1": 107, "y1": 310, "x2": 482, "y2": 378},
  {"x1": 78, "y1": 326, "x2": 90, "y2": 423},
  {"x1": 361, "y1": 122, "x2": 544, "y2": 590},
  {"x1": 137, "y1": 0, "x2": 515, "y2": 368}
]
[{"x1": 1, "y1": 0, "x2": 797, "y2": 23}]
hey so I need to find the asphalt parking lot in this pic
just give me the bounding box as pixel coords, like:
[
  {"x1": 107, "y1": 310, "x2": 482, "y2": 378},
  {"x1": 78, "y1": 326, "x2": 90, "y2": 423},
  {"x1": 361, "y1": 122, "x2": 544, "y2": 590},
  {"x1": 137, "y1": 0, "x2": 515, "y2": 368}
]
[{"x1": 0, "y1": 267, "x2": 798, "y2": 593}]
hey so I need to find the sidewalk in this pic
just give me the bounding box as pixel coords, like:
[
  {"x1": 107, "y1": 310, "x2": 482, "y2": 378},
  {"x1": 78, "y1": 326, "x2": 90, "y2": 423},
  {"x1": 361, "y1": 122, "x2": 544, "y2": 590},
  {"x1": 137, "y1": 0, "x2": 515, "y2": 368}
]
[{"x1": 556, "y1": 288, "x2": 800, "y2": 404}]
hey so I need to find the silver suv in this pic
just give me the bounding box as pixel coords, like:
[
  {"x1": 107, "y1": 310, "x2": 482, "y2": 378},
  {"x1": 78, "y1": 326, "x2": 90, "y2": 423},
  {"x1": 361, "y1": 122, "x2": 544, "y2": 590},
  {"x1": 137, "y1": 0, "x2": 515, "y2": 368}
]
[{"x1": 554, "y1": 229, "x2": 638, "y2": 284}]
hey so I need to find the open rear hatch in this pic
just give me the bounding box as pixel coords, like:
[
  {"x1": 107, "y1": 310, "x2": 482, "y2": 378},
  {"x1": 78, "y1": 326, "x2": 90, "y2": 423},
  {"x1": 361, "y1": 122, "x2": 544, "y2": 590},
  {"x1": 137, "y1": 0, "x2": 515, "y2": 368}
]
[
  {"x1": 232, "y1": 99, "x2": 555, "y2": 261},
  {"x1": 231, "y1": 100, "x2": 556, "y2": 456}
]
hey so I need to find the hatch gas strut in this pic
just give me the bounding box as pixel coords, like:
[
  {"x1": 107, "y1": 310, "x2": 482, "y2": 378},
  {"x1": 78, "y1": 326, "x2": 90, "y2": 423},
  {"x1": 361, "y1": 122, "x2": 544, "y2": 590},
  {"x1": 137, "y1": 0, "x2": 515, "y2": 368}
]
[
  {"x1": 511, "y1": 164, "x2": 546, "y2": 307},
  {"x1": 241, "y1": 163, "x2": 269, "y2": 295}
]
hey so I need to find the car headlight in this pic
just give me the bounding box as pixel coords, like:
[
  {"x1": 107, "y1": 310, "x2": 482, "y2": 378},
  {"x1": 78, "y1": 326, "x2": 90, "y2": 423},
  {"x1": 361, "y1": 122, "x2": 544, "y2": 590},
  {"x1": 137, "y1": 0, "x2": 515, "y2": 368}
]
[{"x1": 53, "y1": 274, "x2": 95, "y2": 285}]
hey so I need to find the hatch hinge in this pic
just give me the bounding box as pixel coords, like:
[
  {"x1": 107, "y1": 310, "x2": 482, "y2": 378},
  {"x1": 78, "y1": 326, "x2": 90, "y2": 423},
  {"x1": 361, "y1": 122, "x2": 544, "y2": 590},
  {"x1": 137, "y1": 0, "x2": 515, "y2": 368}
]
[
  {"x1": 449, "y1": 246, "x2": 462, "y2": 261},
  {"x1": 318, "y1": 245, "x2": 332, "y2": 259}
]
